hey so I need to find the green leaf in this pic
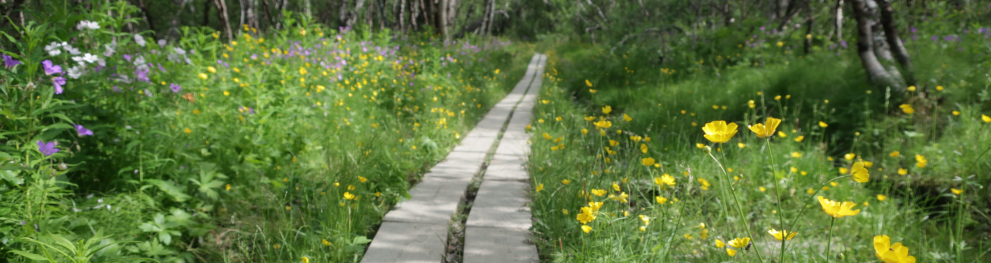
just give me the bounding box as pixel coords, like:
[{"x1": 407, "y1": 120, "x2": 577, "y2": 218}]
[
  {"x1": 8, "y1": 250, "x2": 52, "y2": 261},
  {"x1": 144, "y1": 179, "x2": 191, "y2": 202}
]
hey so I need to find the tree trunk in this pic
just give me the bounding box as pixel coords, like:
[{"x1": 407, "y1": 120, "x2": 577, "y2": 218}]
[
  {"x1": 439, "y1": 0, "x2": 448, "y2": 39},
  {"x1": 485, "y1": 0, "x2": 495, "y2": 36},
  {"x1": 400, "y1": 0, "x2": 407, "y2": 32},
  {"x1": 833, "y1": 0, "x2": 844, "y2": 41},
  {"x1": 304, "y1": 0, "x2": 312, "y2": 18},
  {"x1": 849, "y1": 0, "x2": 905, "y2": 91},
  {"x1": 214, "y1": 0, "x2": 234, "y2": 40},
  {"x1": 203, "y1": 0, "x2": 212, "y2": 27},
  {"x1": 168, "y1": 0, "x2": 192, "y2": 41},
  {"x1": 877, "y1": 0, "x2": 916, "y2": 87}
]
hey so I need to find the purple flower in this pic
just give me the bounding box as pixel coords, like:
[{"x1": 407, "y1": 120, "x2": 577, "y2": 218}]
[
  {"x1": 840, "y1": 40, "x2": 848, "y2": 48},
  {"x1": 169, "y1": 83, "x2": 181, "y2": 93},
  {"x1": 911, "y1": 27, "x2": 918, "y2": 33},
  {"x1": 53, "y1": 76, "x2": 66, "y2": 94},
  {"x1": 931, "y1": 35, "x2": 938, "y2": 41},
  {"x1": 3, "y1": 54, "x2": 20, "y2": 68},
  {"x1": 74, "y1": 124, "x2": 93, "y2": 136},
  {"x1": 37, "y1": 140, "x2": 60, "y2": 156},
  {"x1": 113, "y1": 86, "x2": 122, "y2": 92},
  {"x1": 248, "y1": 107, "x2": 255, "y2": 114},
  {"x1": 42, "y1": 60, "x2": 62, "y2": 75},
  {"x1": 123, "y1": 54, "x2": 133, "y2": 61},
  {"x1": 136, "y1": 68, "x2": 149, "y2": 82},
  {"x1": 943, "y1": 35, "x2": 955, "y2": 41},
  {"x1": 158, "y1": 63, "x2": 166, "y2": 72}
]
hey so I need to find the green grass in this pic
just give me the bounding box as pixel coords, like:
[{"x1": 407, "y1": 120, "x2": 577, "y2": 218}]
[
  {"x1": 525, "y1": 37, "x2": 991, "y2": 262},
  {"x1": 0, "y1": 3, "x2": 538, "y2": 262}
]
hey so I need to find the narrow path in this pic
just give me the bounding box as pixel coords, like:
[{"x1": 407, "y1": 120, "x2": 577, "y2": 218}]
[
  {"x1": 362, "y1": 54, "x2": 545, "y2": 263},
  {"x1": 462, "y1": 52, "x2": 544, "y2": 262}
]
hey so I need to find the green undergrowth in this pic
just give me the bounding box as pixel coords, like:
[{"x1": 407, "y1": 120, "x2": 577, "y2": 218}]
[
  {"x1": 525, "y1": 36, "x2": 991, "y2": 262},
  {"x1": 0, "y1": 2, "x2": 535, "y2": 262}
]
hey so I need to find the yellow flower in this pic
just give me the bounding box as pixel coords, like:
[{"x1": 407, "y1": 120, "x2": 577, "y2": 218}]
[
  {"x1": 585, "y1": 79, "x2": 593, "y2": 87},
  {"x1": 748, "y1": 100, "x2": 756, "y2": 108},
  {"x1": 791, "y1": 152, "x2": 802, "y2": 158},
  {"x1": 581, "y1": 128, "x2": 589, "y2": 135},
  {"x1": 612, "y1": 182, "x2": 621, "y2": 191},
  {"x1": 577, "y1": 208, "x2": 596, "y2": 224},
  {"x1": 915, "y1": 154, "x2": 927, "y2": 168},
  {"x1": 983, "y1": 114, "x2": 991, "y2": 123},
  {"x1": 776, "y1": 41, "x2": 784, "y2": 47},
  {"x1": 655, "y1": 196, "x2": 668, "y2": 204},
  {"x1": 852, "y1": 161, "x2": 870, "y2": 183},
  {"x1": 225, "y1": 184, "x2": 231, "y2": 191},
  {"x1": 874, "y1": 235, "x2": 917, "y2": 263},
  {"x1": 639, "y1": 215, "x2": 650, "y2": 226},
  {"x1": 777, "y1": 131, "x2": 787, "y2": 137},
  {"x1": 877, "y1": 194, "x2": 887, "y2": 201},
  {"x1": 535, "y1": 183, "x2": 544, "y2": 192},
  {"x1": 844, "y1": 153, "x2": 856, "y2": 160},
  {"x1": 623, "y1": 114, "x2": 632, "y2": 122},
  {"x1": 302, "y1": 257, "x2": 310, "y2": 263},
  {"x1": 702, "y1": 120, "x2": 739, "y2": 143},
  {"x1": 224, "y1": 91, "x2": 231, "y2": 96},
  {"x1": 715, "y1": 239, "x2": 725, "y2": 248},
  {"x1": 819, "y1": 121, "x2": 828, "y2": 128},
  {"x1": 696, "y1": 143, "x2": 705, "y2": 149},
  {"x1": 701, "y1": 228, "x2": 709, "y2": 239},
  {"x1": 207, "y1": 66, "x2": 217, "y2": 73},
  {"x1": 737, "y1": 142, "x2": 746, "y2": 149},
  {"x1": 794, "y1": 135, "x2": 804, "y2": 142},
  {"x1": 198, "y1": 73, "x2": 208, "y2": 80},
  {"x1": 727, "y1": 237, "x2": 750, "y2": 248},
  {"x1": 952, "y1": 111, "x2": 960, "y2": 116},
  {"x1": 608, "y1": 192, "x2": 629, "y2": 203},
  {"x1": 602, "y1": 105, "x2": 612, "y2": 114},
  {"x1": 495, "y1": 69, "x2": 500, "y2": 75},
  {"x1": 184, "y1": 128, "x2": 192, "y2": 134},
  {"x1": 936, "y1": 85, "x2": 944, "y2": 91},
  {"x1": 543, "y1": 133, "x2": 552, "y2": 140},
  {"x1": 807, "y1": 188, "x2": 816, "y2": 194},
  {"x1": 817, "y1": 196, "x2": 861, "y2": 218},
  {"x1": 697, "y1": 178, "x2": 711, "y2": 190},
  {"x1": 774, "y1": 95, "x2": 782, "y2": 100},
  {"x1": 589, "y1": 89, "x2": 597, "y2": 94},
  {"x1": 951, "y1": 188, "x2": 963, "y2": 195},
  {"x1": 899, "y1": 104, "x2": 915, "y2": 114},
  {"x1": 593, "y1": 119, "x2": 612, "y2": 129},
  {"x1": 898, "y1": 168, "x2": 908, "y2": 175},
  {"x1": 748, "y1": 117, "x2": 781, "y2": 138},
  {"x1": 322, "y1": 239, "x2": 332, "y2": 246},
  {"x1": 584, "y1": 116, "x2": 596, "y2": 121},
  {"x1": 343, "y1": 192, "x2": 355, "y2": 200},
  {"x1": 640, "y1": 143, "x2": 648, "y2": 153},
  {"x1": 642, "y1": 157, "x2": 656, "y2": 166},
  {"x1": 907, "y1": 86, "x2": 916, "y2": 91},
  {"x1": 358, "y1": 176, "x2": 368, "y2": 183},
  {"x1": 726, "y1": 248, "x2": 737, "y2": 257},
  {"x1": 591, "y1": 189, "x2": 607, "y2": 196},
  {"x1": 655, "y1": 174, "x2": 676, "y2": 187},
  {"x1": 581, "y1": 225, "x2": 592, "y2": 233},
  {"x1": 768, "y1": 229, "x2": 797, "y2": 241},
  {"x1": 562, "y1": 179, "x2": 571, "y2": 185}
]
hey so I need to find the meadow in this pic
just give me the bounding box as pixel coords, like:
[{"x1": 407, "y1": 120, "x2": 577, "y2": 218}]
[
  {"x1": 0, "y1": 2, "x2": 534, "y2": 262},
  {"x1": 526, "y1": 24, "x2": 991, "y2": 263}
]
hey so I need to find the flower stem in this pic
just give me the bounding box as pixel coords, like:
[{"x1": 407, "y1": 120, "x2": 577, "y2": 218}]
[
  {"x1": 824, "y1": 217, "x2": 836, "y2": 263},
  {"x1": 708, "y1": 150, "x2": 765, "y2": 263},
  {"x1": 764, "y1": 139, "x2": 787, "y2": 263}
]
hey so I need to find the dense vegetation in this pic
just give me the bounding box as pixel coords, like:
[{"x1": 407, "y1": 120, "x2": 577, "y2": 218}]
[{"x1": 2, "y1": 0, "x2": 991, "y2": 262}]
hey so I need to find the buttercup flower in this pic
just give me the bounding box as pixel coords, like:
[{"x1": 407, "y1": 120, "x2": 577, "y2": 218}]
[
  {"x1": 641, "y1": 157, "x2": 655, "y2": 166},
  {"x1": 852, "y1": 161, "x2": 870, "y2": 183},
  {"x1": 768, "y1": 229, "x2": 797, "y2": 241},
  {"x1": 748, "y1": 117, "x2": 781, "y2": 138},
  {"x1": 727, "y1": 237, "x2": 750, "y2": 248},
  {"x1": 817, "y1": 196, "x2": 861, "y2": 218},
  {"x1": 874, "y1": 235, "x2": 917, "y2": 263},
  {"x1": 702, "y1": 120, "x2": 738, "y2": 143},
  {"x1": 654, "y1": 174, "x2": 675, "y2": 187}
]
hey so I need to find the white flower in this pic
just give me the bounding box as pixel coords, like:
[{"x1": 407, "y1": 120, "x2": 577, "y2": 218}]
[
  {"x1": 103, "y1": 40, "x2": 117, "y2": 57},
  {"x1": 157, "y1": 39, "x2": 166, "y2": 47},
  {"x1": 63, "y1": 45, "x2": 81, "y2": 55},
  {"x1": 76, "y1": 20, "x2": 100, "y2": 30},
  {"x1": 172, "y1": 47, "x2": 186, "y2": 55},
  {"x1": 97, "y1": 58, "x2": 106, "y2": 67},
  {"x1": 72, "y1": 53, "x2": 98, "y2": 65},
  {"x1": 134, "y1": 34, "x2": 146, "y2": 46},
  {"x1": 67, "y1": 65, "x2": 85, "y2": 79},
  {"x1": 44, "y1": 42, "x2": 63, "y2": 56}
]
